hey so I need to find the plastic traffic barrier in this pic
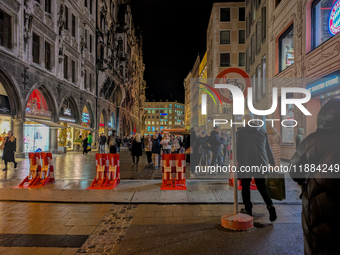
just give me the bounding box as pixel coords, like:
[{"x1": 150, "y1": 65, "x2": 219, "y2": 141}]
[
  {"x1": 14, "y1": 152, "x2": 55, "y2": 189},
  {"x1": 87, "y1": 153, "x2": 120, "y2": 190},
  {"x1": 161, "y1": 153, "x2": 187, "y2": 190}
]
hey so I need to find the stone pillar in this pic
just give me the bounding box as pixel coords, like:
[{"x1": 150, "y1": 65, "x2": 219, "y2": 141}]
[
  {"x1": 12, "y1": 118, "x2": 24, "y2": 158},
  {"x1": 50, "y1": 128, "x2": 58, "y2": 154}
]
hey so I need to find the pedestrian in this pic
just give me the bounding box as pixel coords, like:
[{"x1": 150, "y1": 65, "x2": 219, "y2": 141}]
[
  {"x1": 116, "y1": 135, "x2": 121, "y2": 152},
  {"x1": 171, "y1": 134, "x2": 180, "y2": 153},
  {"x1": 190, "y1": 128, "x2": 201, "y2": 175},
  {"x1": 87, "y1": 133, "x2": 93, "y2": 152},
  {"x1": 227, "y1": 132, "x2": 232, "y2": 156},
  {"x1": 98, "y1": 133, "x2": 106, "y2": 153},
  {"x1": 151, "y1": 131, "x2": 162, "y2": 169},
  {"x1": 131, "y1": 133, "x2": 143, "y2": 166},
  {"x1": 295, "y1": 128, "x2": 304, "y2": 148},
  {"x1": 107, "y1": 131, "x2": 117, "y2": 154},
  {"x1": 161, "y1": 133, "x2": 172, "y2": 154},
  {"x1": 221, "y1": 129, "x2": 229, "y2": 163},
  {"x1": 237, "y1": 113, "x2": 277, "y2": 221},
  {"x1": 290, "y1": 98, "x2": 340, "y2": 255},
  {"x1": 200, "y1": 131, "x2": 211, "y2": 166},
  {"x1": 267, "y1": 124, "x2": 281, "y2": 167},
  {"x1": 2, "y1": 131, "x2": 17, "y2": 171},
  {"x1": 123, "y1": 136, "x2": 127, "y2": 147},
  {"x1": 82, "y1": 134, "x2": 88, "y2": 155},
  {"x1": 144, "y1": 134, "x2": 153, "y2": 166},
  {"x1": 209, "y1": 126, "x2": 225, "y2": 166}
]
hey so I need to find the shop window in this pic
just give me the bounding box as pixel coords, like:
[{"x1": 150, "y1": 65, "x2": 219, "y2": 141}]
[
  {"x1": 220, "y1": 8, "x2": 230, "y2": 22},
  {"x1": 312, "y1": 0, "x2": 335, "y2": 50},
  {"x1": 32, "y1": 33, "x2": 40, "y2": 64},
  {"x1": 0, "y1": 9, "x2": 12, "y2": 49},
  {"x1": 72, "y1": 14, "x2": 76, "y2": 37},
  {"x1": 279, "y1": 24, "x2": 294, "y2": 72},
  {"x1": 64, "y1": 55, "x2": 68, "y2": 79},
  {"x1": 26, "y1": 89, "x2": 51, "y2": 118},
  {"x1": 147, "y1": 126, "x2": 151, "y2": 132},
  {"x1": 65, "y1": 6, "x2": 68, "y2": 31},
  {"x1": 239, "y1": 30, "x2": 245, "y2": 44},
  {"x1": 45, "y1": 41, "x2": 51, "y2": 70},
  {"x1": 239, "y1": 52, "x2": 245, "y2": 67},
  {"x1": 239, "y1": 7, "x2": 245, "y2": 21},
  {"x1": 71, "y1": 60, "x2": 76, "y2": 83},
  {"x1": 220, "y1": 31, "x2": 230, "y2": 44},
  {"x1": 220, "y1": 53, "x2": 230, "y2": 67},
  {"x1": 24, "y1": 122, "x2": 49, "y2": 152},
  {"x1": 45, "y1": 0, "x2": 51, "y2": 14}
]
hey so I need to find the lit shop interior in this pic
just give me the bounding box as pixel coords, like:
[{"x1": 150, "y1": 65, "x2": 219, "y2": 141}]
[{"x1": 0, "y1": 82, "x2": 12, "y2": 144}]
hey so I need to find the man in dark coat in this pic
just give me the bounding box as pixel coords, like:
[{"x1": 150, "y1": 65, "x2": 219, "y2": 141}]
[
  {"x1": 237, "y1": 114, "x2": 276, "y2": 221},
  {"x1": 82, "y1": 135, "x2": 88, "y2": 154},
  {"x1": 2, "y1": 131, "x2": 17, "y2": 171},
  {"x1": 107, "y1": 131, "x2": 117, "y2": 154},
  {"x1": 290, "y1": 98, "x2": 340, "y2": 255},
  {"x1": 209, "y1": 126, "x2": 226, "y2": 166}
]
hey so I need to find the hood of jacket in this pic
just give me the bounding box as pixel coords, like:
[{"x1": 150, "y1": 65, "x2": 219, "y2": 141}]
[
  {"x1": 298, "y1": 128, "x2": 304, "y2": 135},
  {"x1": 317, "y1": 98, "x2": 340, "y2": 130}
]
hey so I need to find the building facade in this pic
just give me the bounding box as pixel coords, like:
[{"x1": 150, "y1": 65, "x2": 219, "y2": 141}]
[
  {"x1": 143, "y1": 101, "x2": 185, "y2": 135},
  {"x1": 0, "y1": 0, "x2": 145, "y2": 155},
  {"x1": 205, "y1": 1, "x2": 246, "y2": 132},
  {"x1": 183, "y1": 71, "x2": 191, "y2": 130},
  {"x1": 265, "y1": 0, "x2": 340, "y2": 160}
]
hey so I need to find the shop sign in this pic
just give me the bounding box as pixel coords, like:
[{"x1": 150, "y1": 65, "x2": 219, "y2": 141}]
[
  {"x1": 307, "y1": 71, "x2": 340, "y2": 98},
  {"x1": 64, "y1": 108, "x2": 72, "y2": 116},
  {"x1": 59, "y1": 117, "x2": 76, "y2": 123},
  {"x1": 82, "y1": 112, "x2": 90, "y2": 124},
  {"x1": 329, "y1": 0, "x2": 340, "y2": 36},
  {"x1": 160, "y1": 113, "x2": 167, "y2": 116}
]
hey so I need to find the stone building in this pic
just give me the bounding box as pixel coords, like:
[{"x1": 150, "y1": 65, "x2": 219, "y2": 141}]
[
  {"x1": 183, "y1": 71, "x2": 191, "y2": 130},
  {"x1": 265, "y1": 0, "x2": 340, "y2": 160},
  {"x1": 96, "y1": 0, "x2": 145, "y2": 137},
  {"x1": 0, "y1": 0, "x2": 145, "y2": 155}
]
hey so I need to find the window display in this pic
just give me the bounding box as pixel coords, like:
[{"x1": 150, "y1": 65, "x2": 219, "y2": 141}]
[
  {"x1": 281, "y1": 94, "x2": 295, "y2": 145},
  {"x1": 24, "y1": 121, "x2": 50, "y2": 152},
  {"x1": 58, "y1": 123, "x2": 74, "y2": 151},
  {"x1": 26, "y1": 89, "x2": 51, "y2": 119},
  {"x1": 99, "y1": 113, "x2": 105, "y2": 134},
  {"x1": 279, "y1": 24, "x2": 294, "y2": 72},
  {"x1": 312, "y1": 0, "x2": 335, "y2": 49}
]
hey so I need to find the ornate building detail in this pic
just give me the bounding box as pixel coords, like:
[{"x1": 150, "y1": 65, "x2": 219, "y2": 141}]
[{"x1": 23, "y1": 0, "x2": 33, "y2": 45}]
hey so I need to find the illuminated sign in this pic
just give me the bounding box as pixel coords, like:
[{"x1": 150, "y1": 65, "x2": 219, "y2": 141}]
[
  {"x1": 64, "y1": 108, "x2": 72, "y2": 116},
  {"x1": 59, "y1": 117, "x2": 76, "y2": 123},
  {"x1": 307, "y1": 76, "x2": 339, "y2": 94},
  {"x1": 329, "y1": 0, "x2": 340, "y2": 36},
  {"x1": 82, "y1": 112, "x2": 90, "y2": 124},
  {"x1": 160, "y1": 113, "x2": 168, "y2": 116}
]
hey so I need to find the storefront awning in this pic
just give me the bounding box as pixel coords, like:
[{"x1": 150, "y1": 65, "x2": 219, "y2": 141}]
[
  {"x1": 26, "y1": 118, "x2": 66, "y2": 129},
  {"x1": 67, "y1": 123, "x2": 95, "y2": 132}
]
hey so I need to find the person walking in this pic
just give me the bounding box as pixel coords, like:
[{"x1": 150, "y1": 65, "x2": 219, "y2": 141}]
[
  {"x1": 87, "y1": 133, "x2": 93, "y2": 152},
  {"x1": 267, "y1": 124, "x2": 281, "y2": 167},
  {"x1": 152, "y1": 132, "x2": 162, "y2": 169},
  {"x1": 200, "y1": 131, "x2": 211, "y2": 166},
  {"x1": 144, "y1": 134, "x2": 153, "y2": 166},
  {"x1": 209, "y1": 126, "x2": 225, "y2": 166},
  {"x1": 131, "y1": 133, "x2": 143, "y2": 166},
  {"x1": 123, "y1": 136, "x2": 127, "y2": 147},
  {"x1": 107, "y1": 131, "x2": 117, "y2": 154},
  {"x1": 116, "y1": 135, "x2": 121, "y2": 152},
  {"x1": 82, "y1": 135, "x2": 88, "y2": 155},
  {"x1": 98, "y1": 133, "x2": 106, "y2": 154},
  {"x1": 290, "y1": 98, "x2": 340, "y2": 255},
  {"x1": 2, "y1": 131, "x2": 17, "y2": 171},
  {"x1": 237, "y1": 113, "x2": 277, "y2": 221},
  {"x1": 171, "y1": 134, "x2": 180, "y2": 153},
  {"x1": 161, "y1": 133, "x2": 172, "y2": 154},
  {"x1": 295, "y1": 128, "x2": 304, "y2": 148}
]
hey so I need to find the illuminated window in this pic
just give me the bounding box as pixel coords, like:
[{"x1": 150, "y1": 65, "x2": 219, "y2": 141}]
[{"x1": 279, "y1": 24, "x2": 294, "y2": 72}]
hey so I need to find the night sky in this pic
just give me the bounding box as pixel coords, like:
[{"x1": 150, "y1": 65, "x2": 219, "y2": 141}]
[{"x1": 130, "y1": 0, "x2": 233, "y2": 103}]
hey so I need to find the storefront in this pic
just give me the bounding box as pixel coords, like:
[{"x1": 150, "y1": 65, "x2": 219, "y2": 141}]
[
  {"x1": 24, "y1": 89, "x2": 63, "y2": 152},
  {"x1": 58, "y1": 98, "x2": 78, "y2": 151},
  {"x1": 0, "y1": 82, "x2": 12, "y2": 143},
  {"x1": 99, "y1": 113, "x2": 105, "y2": 134},
  {"x1": 306, "y1": 70, "x2": 340, "y2": 136}
]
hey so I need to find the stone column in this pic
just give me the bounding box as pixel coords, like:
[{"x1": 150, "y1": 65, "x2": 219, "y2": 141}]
[
  {"x1": 12, "y1": 118, "x2": 24, "y2": 158},
  {"x1": 50, "y1": 128, "x2": 58, "y2": 153}
]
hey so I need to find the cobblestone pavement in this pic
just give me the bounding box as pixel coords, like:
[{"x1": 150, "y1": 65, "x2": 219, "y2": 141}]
[{"x1": 0, "y1": 202, "x2": 303, "y2": 255}]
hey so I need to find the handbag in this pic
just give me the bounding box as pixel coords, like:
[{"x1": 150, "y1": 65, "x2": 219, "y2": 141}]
[
  {"x1": 265, "y1": 172, "x2": 286, "y2": 201},
  {"x1": 128, "y1": 143, "x2": 133, "y2": 151}
]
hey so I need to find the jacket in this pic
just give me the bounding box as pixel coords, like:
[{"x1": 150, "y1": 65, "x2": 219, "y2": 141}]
[
  {"x1": 88, "y1": 134, "x2": 93, "y2": 144},
  {"x1": 295, "y1": 128, "x2": 304, "y2": 148},
  {"x1": 289, "y1": 98, "x2": 340, "y2": 255},
  {"x1": 160, "y1": 137, "x2": 173, "y2": 150},
  {"x1": 131, "y1": 139, "x2": 143, "y2": 157},
  {"x1": 107, "y1": 135, "x2": 116, "y2": 147},
  {"x1": 99, "y1": 136, "x2": 106, "y2": 145},
  {"x1": 82, "y1": 137, "x2": 88, "y2": 149},
  {"x1": 2, "y1": 136, "x2": 16, "y2": 162},
  {"x1": 144, "y1": 137, "x2": 152, "y2": 152},
  {"x1": 209, "y1": 130, "x2": 224, "y2": 153},
  {"x1": 236, "y1": 126, "x2": 275, "y2": 177},
  {"x1": 151, "y1": 134, "x2": 162, "y2": 154}
]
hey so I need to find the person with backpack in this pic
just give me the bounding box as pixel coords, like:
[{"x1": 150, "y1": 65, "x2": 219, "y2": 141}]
[
  {"x1": 107, "y1": 131, "x2": 117, "y2": 154},
  {"x1": 87, "y1": 133, "x2": 93, "y2": 152}
]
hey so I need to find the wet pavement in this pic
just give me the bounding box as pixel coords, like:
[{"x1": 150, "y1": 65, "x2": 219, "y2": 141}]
[{"x1": 0, "y1": 202, "x2": 304, "y2": 255}]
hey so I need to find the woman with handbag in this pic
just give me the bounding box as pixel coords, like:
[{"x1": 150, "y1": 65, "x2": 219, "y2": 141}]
[{"x1": 2, "y1": 131, "x2": 17, "y2": 171}]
